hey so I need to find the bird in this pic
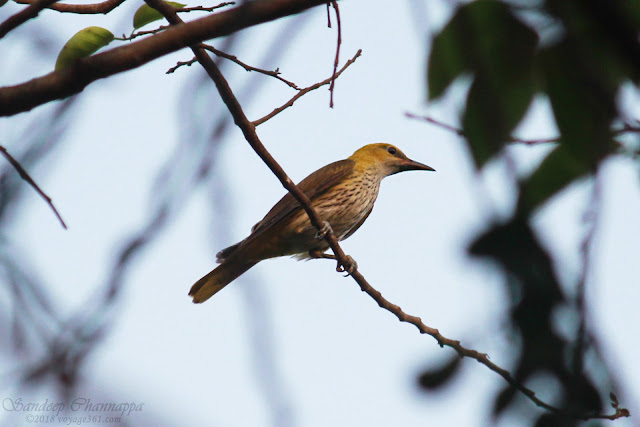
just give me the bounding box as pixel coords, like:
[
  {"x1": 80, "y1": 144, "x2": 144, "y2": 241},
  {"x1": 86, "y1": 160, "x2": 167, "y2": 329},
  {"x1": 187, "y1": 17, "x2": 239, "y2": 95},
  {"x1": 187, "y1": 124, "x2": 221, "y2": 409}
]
[{"x1": 189, "y1": 143, "x2": 434, "y2": 303}]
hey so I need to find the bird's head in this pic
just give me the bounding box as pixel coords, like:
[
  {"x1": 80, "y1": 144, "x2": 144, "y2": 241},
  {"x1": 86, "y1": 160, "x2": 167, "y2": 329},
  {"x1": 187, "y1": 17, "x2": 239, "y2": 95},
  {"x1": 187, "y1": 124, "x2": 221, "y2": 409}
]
[{"x1": 349, "y1": 143, "x2": 435, "y2": 176}]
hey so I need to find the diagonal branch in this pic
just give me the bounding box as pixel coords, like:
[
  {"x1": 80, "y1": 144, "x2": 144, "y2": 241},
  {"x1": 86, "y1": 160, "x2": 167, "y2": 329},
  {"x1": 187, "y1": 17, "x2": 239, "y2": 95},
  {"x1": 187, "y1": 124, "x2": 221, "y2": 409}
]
[
  {"x1": 0, "y1": 145, "x2": 67, "y2": 229},
  {"x1": 12, "y1": 0, "x2": 125, "y2": 15},
  {"x1": 0, "y1": 0, "x2": 60, "y2": 38},
  {"x1": 145, "y1": 0, "x2": 628, "y2": 422},
  {"x1": 0, "y1": 0, "x2": 330, "y2": 117}
]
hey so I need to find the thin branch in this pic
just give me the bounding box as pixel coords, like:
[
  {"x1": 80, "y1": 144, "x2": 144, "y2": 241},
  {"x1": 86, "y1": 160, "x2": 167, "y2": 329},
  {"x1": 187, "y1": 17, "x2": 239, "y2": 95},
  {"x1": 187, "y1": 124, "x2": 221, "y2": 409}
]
[
  {"x1": 201, "y1": 44, "x2": 299, "y2": 89},
  {"x1": 12, "y1": 0, "x2": 125, "y2": 14},
  {"x1": 405, "y1": 112, "x2": 559, "y2": 144},
  {"x1": 176, "y1": 2, "x2": 235, "y2": 13},
  {"x1": 0, "y1": 145, "x2": 67, "y2": 229},
  {"x1": 252, "y1": 49, "x2": 361, "y2": 126},
  {"x1": 350, "y1": 270, "x2": 628, "y2": 421},
  {"x1": 405, "y1": 112, "x2": 464, "y2": 136},
  {"x1": 120, "y1": 3, "x2": 236, "y2": 41},
  {"x1": 166, "y1": 58, "x2": 198, "y2": 74},
  {"x1": 166, "y1": 43, "x2": 300, "y2": 86},
  {"x1": 327, "y1": 0, "x2": 341, "y2": 108},
  {"x1": 405, "y1": 112, "x2": 640, "y2": 144},
  {"x1": 0, "y1": 0, "x2": 330, "y2": 116},
  {"x1": 144, "y1": 1, "x2": 629, "y2": 421},
  {"x1": 0, "y1": 0, "x2": 60, "y2": 38},
  {"x1": 119, "y1": 25, "x2": 170, "y2": 41}
]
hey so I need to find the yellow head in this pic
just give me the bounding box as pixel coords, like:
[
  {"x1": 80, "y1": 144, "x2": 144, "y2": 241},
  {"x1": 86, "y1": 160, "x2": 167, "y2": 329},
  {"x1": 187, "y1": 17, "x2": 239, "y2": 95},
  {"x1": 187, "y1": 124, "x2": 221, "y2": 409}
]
[{"x1": 348, "y1": 143, "x2": 435, "y2": 176}]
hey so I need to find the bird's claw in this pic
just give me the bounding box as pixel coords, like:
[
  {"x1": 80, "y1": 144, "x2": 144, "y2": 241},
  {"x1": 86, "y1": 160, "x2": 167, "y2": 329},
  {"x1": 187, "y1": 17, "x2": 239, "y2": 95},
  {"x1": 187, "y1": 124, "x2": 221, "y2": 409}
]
[
  {"x1": 337, "y1": 255, "x2": 357, "y2": 276},
  {"x1": 315, "y1": 221, "x2": 333, "y2": 240}
]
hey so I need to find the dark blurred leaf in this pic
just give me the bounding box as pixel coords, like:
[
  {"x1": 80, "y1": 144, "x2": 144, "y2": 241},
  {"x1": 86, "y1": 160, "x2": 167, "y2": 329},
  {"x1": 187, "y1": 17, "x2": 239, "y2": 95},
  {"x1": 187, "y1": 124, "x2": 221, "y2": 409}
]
[
  {"x1": 492, "y1": 385, "x2": 517, "y2": 417},
  {"x1": 55, "y1": 27, "x2": 114, "y2": 70},
  {"x1": 540, "y1": 42, "x2": 616, "y2": 161},
  {"x1": 546, "y1": 0, "x2": 640, "y2": 84},
  {"x1": 469, "y1": 220, "x2": 561, "y2": 301},
  {"x1": 461, "y1": 66, "x2": 536, "y2": 167},
  {"x1": 427, "y1": 0, "x2": 538, "y2": 167},
  {"x1": 133, "y1": 2, "x2": 186, "y2": 29},
  {"x1": 516, "y1": 38, "x2": 621, "y2": 215},
  {"x1": 516, "y1": 144, "x2": 590, "y2": 215},
  {"x1": 428, "y1": 0, "x2": 538, "y2": 100},
  {"x1": 470, "y1": 218, "x2": 606, "y2": 421},
  {"x1": 569, "y1": 375, "x2": 603, "y2": 413},
  {"x1": 417, "y1": 354, "x2": 462, "y2": 390},
  {"x1": 534, "y1": 413, "x2": 573, "y2": 427}
]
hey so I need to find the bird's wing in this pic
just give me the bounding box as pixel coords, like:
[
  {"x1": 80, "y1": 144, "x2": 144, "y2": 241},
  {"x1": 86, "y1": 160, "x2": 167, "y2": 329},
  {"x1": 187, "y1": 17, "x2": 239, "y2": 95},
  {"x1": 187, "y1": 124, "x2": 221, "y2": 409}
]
[{"x1": 250, "y1": 159, "x2": 356, "y2": 235}]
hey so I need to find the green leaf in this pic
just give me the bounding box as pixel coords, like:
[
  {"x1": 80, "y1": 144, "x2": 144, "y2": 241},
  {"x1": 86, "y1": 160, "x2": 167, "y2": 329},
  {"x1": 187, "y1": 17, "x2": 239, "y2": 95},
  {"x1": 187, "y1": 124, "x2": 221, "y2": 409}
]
[
  {"x1": 133, "y1": 2, "x2": 186, "y2": 29},
  {"x1": 55, "y1": 26, "x2": 114, "y2": 71}
]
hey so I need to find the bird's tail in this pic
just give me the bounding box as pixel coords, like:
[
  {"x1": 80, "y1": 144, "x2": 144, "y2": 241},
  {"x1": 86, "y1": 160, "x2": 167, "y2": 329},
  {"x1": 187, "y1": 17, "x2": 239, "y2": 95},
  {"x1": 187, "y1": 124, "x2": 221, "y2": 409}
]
[{"x1": 189, "y1": 259, "x2": 257, "y2": 303}]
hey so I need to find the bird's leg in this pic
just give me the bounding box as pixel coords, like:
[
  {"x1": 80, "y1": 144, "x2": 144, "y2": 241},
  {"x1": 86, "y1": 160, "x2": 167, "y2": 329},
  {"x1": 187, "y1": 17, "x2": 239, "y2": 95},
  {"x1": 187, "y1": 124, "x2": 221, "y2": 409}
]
[
  {"x1": 336, "y1": 255, "x2": 358, "y2": 276},
  {"x1": 308, "y1": 249, "x2": 358, "y2": 277},
  {"x1": 308, "y1": 249, "x2": 336, "y2": 260},
  {"x1": 315, "y1": 221, "x2": 333, "y2": 240}
]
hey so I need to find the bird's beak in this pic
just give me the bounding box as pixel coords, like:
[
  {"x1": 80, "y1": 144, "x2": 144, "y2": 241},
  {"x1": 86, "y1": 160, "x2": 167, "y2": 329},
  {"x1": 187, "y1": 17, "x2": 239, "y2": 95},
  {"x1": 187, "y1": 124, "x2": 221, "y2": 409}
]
[{"x1": 399, "y1": 158, "x2": 435, "y2": 172}]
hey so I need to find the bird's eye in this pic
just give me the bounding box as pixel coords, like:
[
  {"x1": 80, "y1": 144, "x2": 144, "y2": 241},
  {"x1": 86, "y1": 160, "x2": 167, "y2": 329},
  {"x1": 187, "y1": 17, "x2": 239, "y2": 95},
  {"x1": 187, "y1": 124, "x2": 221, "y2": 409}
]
[{"x1": 387, "y1": 146, "x2": 397, "y2": 155}]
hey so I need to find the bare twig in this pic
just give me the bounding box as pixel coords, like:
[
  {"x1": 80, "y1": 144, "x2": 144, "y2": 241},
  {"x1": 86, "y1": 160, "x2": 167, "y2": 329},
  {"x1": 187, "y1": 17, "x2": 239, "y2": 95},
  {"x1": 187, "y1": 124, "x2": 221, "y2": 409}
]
[
  {"x1": 328, "y1": 0, "x2": 341, "y2": 108},
  {"x1": 405, "y1": 112, "x2": 559, "y2": 144},
  {"x1": 166, "y1": 57, "x2": 198, "y2": 74},
  {"x1": 12, "y1": 0, "x2": 125, "y2": 14},
  {"x1": 406, "y1": 112, "x2": 640, "y2": 145},
  {"x1": 201, "y1": 44, "x2": 299, "y2": 89},
  {"x1": 145, "y1": 1, "x2": 628, "y2": 421},
  {"x1": 350, "y1": 270, "x2": 628, "y2": 421},
  {"x1": 252, "y1": 49, "x2": 361, "y2": 126},
  {"x1": 176, "y1": 2, "x2": 235, "y2": 13},
  {"x1": 0, "y1": 145, "x2": 67, "y2": 229},
  {"x1": 120, "y1": 25, "x2": 170, "y2": 41},
  {"x1": 0, "y1": 0, "x2": 60, "y2": 38},
  {"x1": 166, "y1": 43, "x2": 300, "y2": 87}
]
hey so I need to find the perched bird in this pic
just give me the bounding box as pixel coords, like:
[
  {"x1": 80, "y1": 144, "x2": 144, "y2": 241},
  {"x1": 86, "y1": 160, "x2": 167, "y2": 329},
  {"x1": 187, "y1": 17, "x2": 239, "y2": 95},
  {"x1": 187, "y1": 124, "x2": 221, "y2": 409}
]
[{"x1": 189, "y1": 143, "x2": 434, "y2": 303}]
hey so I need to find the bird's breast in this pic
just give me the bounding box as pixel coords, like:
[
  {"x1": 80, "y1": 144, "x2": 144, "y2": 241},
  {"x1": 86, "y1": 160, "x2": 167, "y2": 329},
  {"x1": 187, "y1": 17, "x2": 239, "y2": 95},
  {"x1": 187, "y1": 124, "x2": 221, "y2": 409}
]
[{"x1": 306, "y1": 172, "x2": 381, "y2": 239}]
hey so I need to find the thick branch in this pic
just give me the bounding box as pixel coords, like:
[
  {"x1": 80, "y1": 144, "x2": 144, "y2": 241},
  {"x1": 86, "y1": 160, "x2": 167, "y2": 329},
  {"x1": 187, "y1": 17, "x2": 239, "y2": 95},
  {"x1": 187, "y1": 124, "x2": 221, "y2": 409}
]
[
  {"x1": 12, "y1": 0, "x2": 125, "y2": 15},
  {"x1": 0, "y1": 0, "x2": 329, "y2": 117},
  {"x1": 0, "y1": 0, "x2": 60, "y2": 38}
]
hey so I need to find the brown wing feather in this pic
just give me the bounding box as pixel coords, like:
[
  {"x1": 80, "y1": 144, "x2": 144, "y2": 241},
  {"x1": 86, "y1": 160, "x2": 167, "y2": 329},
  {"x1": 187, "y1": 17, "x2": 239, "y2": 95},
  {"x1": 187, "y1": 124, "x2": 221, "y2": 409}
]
[
  {"x1": 217, "y1": 159, "x2": 355, "y2": 261},
  {"x1": 250, "y1": 159, "x2": 355, "y2": 234}
]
